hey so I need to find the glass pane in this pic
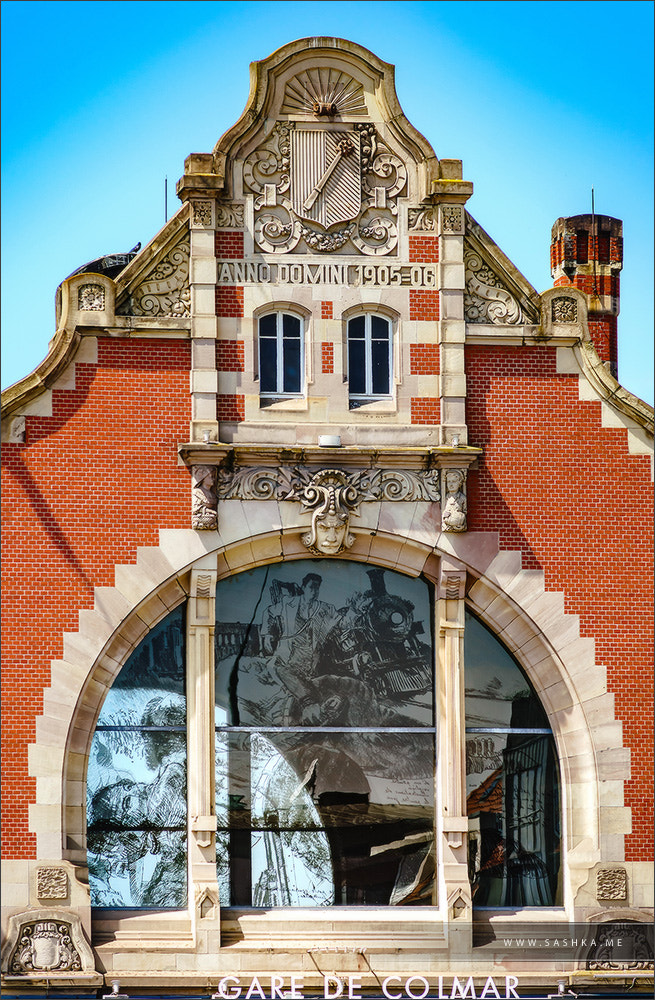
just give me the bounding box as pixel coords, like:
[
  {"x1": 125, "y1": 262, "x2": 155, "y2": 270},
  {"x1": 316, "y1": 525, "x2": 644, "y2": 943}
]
[
  {"x1": 467, "y1": 732, "x2": 561, "y2": 906},
  {"x1": 348, "y1": 338, "x2": 366, "y2": 394},
  {"x1": 282, "y1": 336, "x2": 301, "y2": 393},
  {"x1": 282, "y1": 313, "x2": 301, "y2": 339},
  {"x1": 216, "y1": 731, "x2": 435, "y2": 906},
  {"x1": 464, "y1": 611, "x2": 549, "y2": 729},
  {"x1": 348, "y1": 316, "x2": 365, "y2": 339},
  {"x1": 259, "y1": 337, "x2": 278, "y2": 393},
  {"x1": 259, "y1": 314, "x2": 277, "y2": 338},
  {"x1": 87, "y1": 728, "x2": 187, "y2": 907},
  {"x1": 371, "y1": 316, "x2": 390, "y2": 341},
  {"x1": 97, "y1": 607, "x2": 185, "y2": 726},
  {"x1": 371, "y1": 338, "x2": 390, "y2": 395},
  {"x1": 215, "y1": 561, "x2": 434, "y2": 727}
]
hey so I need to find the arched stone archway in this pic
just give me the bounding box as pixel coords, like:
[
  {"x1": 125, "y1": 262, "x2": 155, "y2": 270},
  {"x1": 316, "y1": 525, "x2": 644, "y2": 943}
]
[{"x1": 31, "y1": 522, "x2": 625, "y2": 919}]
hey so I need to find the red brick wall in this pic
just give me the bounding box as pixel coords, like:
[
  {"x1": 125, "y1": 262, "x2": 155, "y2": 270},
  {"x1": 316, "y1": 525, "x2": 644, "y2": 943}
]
[
  {"x1": 321, "y1": 301, "x2": 333, "y2": 319},
  {"x1": 1, "y1": 339, "x2": 191, "y2": 858},
  {"x1": 215, "y1": 231, "x2": 244, "y2": 259},
  {"x1": 409, "y1": 290, "x2": 440, "y2": 322},
  {"x1": 410, "y1": 397, "x2": 440, "y2": 424},
  {"x1": 410, "y1": 343, "x2": 440, "y2": 375},
  {"x1": 215, "y1": 286, "x2": 244, "y2": 318},
  {"x1": 466, "y1": 344, "x2": 654, "y2": 859},
  {"x1": 321, "y1": 343, "x2": 334, "y2": 374},
  {"x1": 216, "y1": 340, "x2": 245, "y2": 372}
]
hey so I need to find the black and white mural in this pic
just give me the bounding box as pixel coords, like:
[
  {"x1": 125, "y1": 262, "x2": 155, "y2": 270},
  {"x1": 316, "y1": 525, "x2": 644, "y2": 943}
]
[
  {"x1": 214, "y1": 561, "x2": 436, "y2": 906},
  {"x1": 87, "y1": 608, "x2": 187, "y2": 908}
]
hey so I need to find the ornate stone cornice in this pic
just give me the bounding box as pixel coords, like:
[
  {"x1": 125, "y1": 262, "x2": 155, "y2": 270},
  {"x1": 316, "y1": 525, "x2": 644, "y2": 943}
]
[{"x1": 178, "y1": 442, "x2": 482, "y2": 471}]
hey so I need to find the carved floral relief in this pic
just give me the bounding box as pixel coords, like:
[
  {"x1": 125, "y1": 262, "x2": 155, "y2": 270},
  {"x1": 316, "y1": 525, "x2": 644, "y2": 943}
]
[
  {"x1": 464, "y1": 248, "x2": 522, "y2": 324},
  {"x1": 119, "y1": 238, "x2": 191, "y2": 318}
]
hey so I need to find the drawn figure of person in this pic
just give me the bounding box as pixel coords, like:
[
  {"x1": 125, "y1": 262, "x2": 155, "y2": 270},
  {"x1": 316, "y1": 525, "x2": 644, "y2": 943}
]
[
  {"x1": 88, "y1": 696, "x2": 187, "y2": 907},
  {"x1": 260, "y1": 574, "x2": 340, "y2": 704},
  {"x1": 441, "y1": 469, "x2": 467, "y2": 532}
]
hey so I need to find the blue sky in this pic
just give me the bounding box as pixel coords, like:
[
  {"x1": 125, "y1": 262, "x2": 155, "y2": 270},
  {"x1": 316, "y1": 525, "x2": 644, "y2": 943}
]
[{"x1": 2, "y1": 1, "x2": 653, "y2": 403}]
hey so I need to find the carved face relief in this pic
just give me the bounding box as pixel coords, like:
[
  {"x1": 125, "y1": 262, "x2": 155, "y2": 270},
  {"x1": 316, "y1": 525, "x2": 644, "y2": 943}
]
[{"x1": 314, "y1": 511, "x2": 350, "y2": 554}]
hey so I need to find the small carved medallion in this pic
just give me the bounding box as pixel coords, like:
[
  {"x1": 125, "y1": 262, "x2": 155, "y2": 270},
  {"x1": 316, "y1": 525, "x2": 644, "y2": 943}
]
[
  {"x1": 10, "y1": 920, "x2": 82, "y2": 974},
  {"x1": 192, "y1": 201, "x2": 213, "y2": 227},
  {"x1": 36, "y1": 868, "x2": 68, "y2": 900},
  {"x1": 441, "y1": 205, "x2": 463, "y2": 233},
  {"x1": 596, "y1": 868, "x2": 628, "y2": 901},
  {"x1": 552, "y1": 295, "x2": 578, "y2": 324},
  {"x1": 78, "y1": 284, "x2": 105, "y2": 311}
]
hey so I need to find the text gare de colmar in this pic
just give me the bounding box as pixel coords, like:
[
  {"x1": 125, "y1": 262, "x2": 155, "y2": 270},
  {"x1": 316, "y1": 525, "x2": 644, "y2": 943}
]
[
  {"x1": 212, "y1": 976, "x2": 521, "y2": 1000},
  {"x1": 216, "y1": 261, "x2": 438, "y2": 288}
]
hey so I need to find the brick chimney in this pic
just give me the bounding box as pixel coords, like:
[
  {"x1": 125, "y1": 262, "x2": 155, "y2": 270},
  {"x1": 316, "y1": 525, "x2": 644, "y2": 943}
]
[{"x1": 550, "y1": 214, "x2": 622, "y2": 377}]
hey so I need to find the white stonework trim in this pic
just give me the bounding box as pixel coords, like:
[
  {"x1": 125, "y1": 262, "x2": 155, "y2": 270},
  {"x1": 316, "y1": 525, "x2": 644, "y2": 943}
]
[{"x1": 25, "y1": 519, "x2": 632, "y2": 918}]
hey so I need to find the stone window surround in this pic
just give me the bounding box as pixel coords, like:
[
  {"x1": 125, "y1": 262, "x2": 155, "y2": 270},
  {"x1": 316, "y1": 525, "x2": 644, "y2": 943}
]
[
  {"x1": 341, "y1": 303, "x2": 401, "y2": 408},
  {"x1": 22, "y1": 513, "x2": 631, "y2": 956}
]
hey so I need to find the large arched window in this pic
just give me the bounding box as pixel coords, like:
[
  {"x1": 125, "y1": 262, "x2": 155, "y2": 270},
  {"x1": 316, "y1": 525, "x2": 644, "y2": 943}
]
[
  {"x1": 86, "y1": 566, "x2": 561, "y2": 912},
  {"x1": 465, "y1": 610, "x2": 561, "y2": 907}
]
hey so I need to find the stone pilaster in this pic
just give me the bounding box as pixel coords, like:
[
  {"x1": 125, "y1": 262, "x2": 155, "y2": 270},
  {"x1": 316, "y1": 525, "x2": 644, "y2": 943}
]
[
  {"x1": 436, "y1": 558, "x2": 472, "y2": 943},
  {"x1": 189, "y1": 200, "x2": 219, "y2": 443},
  {"x1": 437, "y1": 202, "x2": 467, "y2": 446},
  {"x1": 186, "y1": 560, "x2": 220, "y2": 937}
]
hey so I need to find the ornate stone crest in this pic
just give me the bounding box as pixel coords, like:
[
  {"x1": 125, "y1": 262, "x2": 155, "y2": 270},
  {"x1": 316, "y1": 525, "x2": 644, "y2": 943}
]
[
  {"x1": 119, "y1": 238, "x2": 190, "y2": 318},
  {"x1": 464, "y1": 249, "x2": 522, "y2": 325},
  {"x1": 243, "y1": 121, "x2": 406, "y2": 256},
  {"x1": 9, "y1": 920, "x2": 82, "y2": 974}
]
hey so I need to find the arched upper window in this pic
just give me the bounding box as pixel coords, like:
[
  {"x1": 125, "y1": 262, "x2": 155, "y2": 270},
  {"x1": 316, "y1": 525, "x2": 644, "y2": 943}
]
[
  {"x1": 347, "y1": 314, "x2": 392, "y2": 401},
  {"x1": 464, "y1": 611, "x2": 561, "y2": 907},
  {"x1": 258, "y1": 311, "x2": 303, "y2": 396}
]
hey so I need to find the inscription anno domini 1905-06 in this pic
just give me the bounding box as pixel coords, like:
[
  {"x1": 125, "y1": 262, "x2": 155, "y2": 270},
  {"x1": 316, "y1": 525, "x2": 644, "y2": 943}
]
[{"x1": 216, "y1": 260, "x2": 438, "y2": 288}]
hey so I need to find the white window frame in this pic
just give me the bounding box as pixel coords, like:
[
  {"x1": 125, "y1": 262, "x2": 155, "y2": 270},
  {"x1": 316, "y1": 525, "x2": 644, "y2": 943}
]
[
  {"x1": 347, "y1": 312, "x2": 393, "y2": 400},
  {"x1": 258, "y1": 310, "x2": 305, "y2": 398}
]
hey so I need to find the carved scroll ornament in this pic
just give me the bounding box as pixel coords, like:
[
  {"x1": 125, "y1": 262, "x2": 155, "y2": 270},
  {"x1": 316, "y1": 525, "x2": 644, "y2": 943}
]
[
  {"x1": 464, "y1": 249, "x2": 522, "y2": 324},
  {"x1": 121, "y1": 238, "x2": 191, "y2": 318}
]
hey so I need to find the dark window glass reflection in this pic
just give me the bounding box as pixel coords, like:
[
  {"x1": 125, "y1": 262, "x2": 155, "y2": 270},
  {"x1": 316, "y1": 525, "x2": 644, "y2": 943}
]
[
  {"x1": 216, "y1": 731, "x2": 435, "y2": 907},
  {"x1": 465, "y1": 611, "x2": 561, "y2": 906},
  {"x1": 87, "y1": 607, "x2": 187, "y2": 908},
  {"x1": 215, "y1": 561, "x2": 435, "y2": 907}
]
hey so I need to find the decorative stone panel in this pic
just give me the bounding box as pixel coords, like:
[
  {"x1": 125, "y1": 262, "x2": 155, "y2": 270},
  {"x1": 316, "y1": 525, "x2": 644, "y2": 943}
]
[
  {"x1": 36, "y1": 867, "x2": 68, "y2": 901},
  {"x1": 597, "y1": 868, "x2": 628, "y2": 901},
  {"x1": 77, "y1": 284, "x2": 105, "y2": 311},
  {"x1": 552, "y1": 295, "x2": 578, "y2": 324}
]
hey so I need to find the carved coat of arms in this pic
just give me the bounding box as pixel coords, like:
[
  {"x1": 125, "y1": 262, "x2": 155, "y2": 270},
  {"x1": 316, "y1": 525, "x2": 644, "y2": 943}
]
[{"x1": 291, "y1": 130, "x2": 361, "y2": 228}]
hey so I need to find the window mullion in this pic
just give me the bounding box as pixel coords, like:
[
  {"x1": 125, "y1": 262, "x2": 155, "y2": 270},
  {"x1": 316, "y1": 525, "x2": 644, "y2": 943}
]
[
  {"x1": 276, "y1": 313, "x2": 284, "y2": 393},
  {"x1": 365, "y1": 314, "x2": 373, "y2": 395}
]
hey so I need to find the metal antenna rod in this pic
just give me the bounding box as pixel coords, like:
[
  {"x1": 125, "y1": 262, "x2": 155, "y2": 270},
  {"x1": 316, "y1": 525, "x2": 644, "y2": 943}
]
[{"x1": 165, "y1": 176, "x2": 168, "y2": 223}]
